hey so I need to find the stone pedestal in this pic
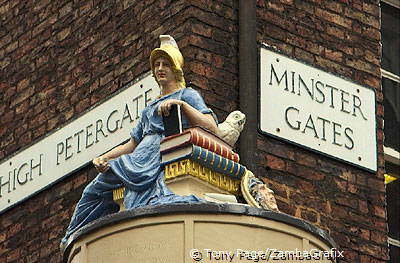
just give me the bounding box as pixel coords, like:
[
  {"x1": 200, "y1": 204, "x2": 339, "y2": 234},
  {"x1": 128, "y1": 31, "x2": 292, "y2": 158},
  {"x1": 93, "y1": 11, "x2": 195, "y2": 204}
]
[{"x1": 63, "y1": 204, "x2": 337, "y2": 263}]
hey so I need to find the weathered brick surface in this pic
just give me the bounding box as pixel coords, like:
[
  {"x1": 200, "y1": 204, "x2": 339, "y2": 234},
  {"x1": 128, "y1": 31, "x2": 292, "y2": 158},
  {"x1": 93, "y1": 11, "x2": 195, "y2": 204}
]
[
  {"x1": 0, "y1": 0, "x2": 386, "y2": 262},
  {"x1": 257, "y1": 1, "x2": 387, "y2": 262}
]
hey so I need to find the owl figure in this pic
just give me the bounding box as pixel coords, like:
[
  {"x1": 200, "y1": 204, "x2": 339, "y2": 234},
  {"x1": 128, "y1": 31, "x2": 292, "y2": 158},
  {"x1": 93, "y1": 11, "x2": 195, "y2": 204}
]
[{"x1": 217, "y1": 110, "x2": 246, "y2": 146}]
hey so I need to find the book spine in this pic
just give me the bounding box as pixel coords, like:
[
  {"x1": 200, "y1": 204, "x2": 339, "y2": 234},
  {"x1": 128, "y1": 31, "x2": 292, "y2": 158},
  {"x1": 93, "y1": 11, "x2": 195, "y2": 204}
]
[
  {"x1": 191, "y1": 130, "x2": 240, "y2": 162},
  {"x1": 190, "y1": 146, "x2": 246, "y2": 179}
]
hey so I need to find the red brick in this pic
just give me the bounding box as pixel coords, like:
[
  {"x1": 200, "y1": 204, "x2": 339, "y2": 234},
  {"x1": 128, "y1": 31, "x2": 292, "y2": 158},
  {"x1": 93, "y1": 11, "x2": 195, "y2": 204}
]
[
  {"x1": 25, "y1": 251, "x2": 39, "y2": 263},
  {"x1": 276, "y1": 200, "x2": 296, "y2": 216},
  {"x1": 331, "y1": 205, "x2": 349, "y2": 219},
  {"x1": 362, "y1": 3, "x2": 379, "y2": 17},
  {"x1": 264, "y1": 154, "x2": 286, "y2": 171},
  {"x1": 3, "y1": 86, "x2": 16, "y2": 100},
  {"x1": 0, "y1": 56, "x2": 10, "y2": 69},
  {"x1": 324, "y1": 1, "x2": 343, "y2": 13},
  {"x1": 372, "y1": 205, "x2": 386, "y2": 219},
  {"x1": 360, "y1": 228, "x2": 370, "y2": 240},
  {"x1": 6, "y1": 248, "x2": 20, "y2": 262},
  {"x1": 325, "y1": 48, "x2": 343, "y2": 62},
  {"x1": 316, "y1": 56, "x2": 352, "y2": 77},
  {"x1": 330, "y1": 231, "x2": 351, "y2": 247},
  {"x1": 33, "y1": 124, "x2": 48, "y2": 139},
  {"x1": 268, "y1": 182, "x2": 289, "y2": 199},
  {"x1": 99, "y1": 71, "x2": 114, "y2": 87},
  {"x1": 192, "y1": 22, "x2": 212, "y2": 38},
  {"x1": 359, "y1": 243, "x2": 384, "y2": 258},
  {"x1": 345, "y1": 58, "x2": 380, "y2": 76},
  {"x1": 371, "y1": 231, "x2": 387, "y2": 245},
  {"x1": 315, "y1": 8, "x2": 352, "y2": 29},
  {"x1": 7, "y1": 223, "x2": 22, "y2": 236},
  {"x1": 0, "y1": 110, "x2": 15, "y2": 125},
  {"x1": 294, "y1": 47, "x2": 314, "y2": 64},
  {"x1": 345, "y1": 7, "x2": 379, "y2": 29},
  {"x1": 297, "y1": 179, "x2": 315, "y2": 193},
  {"x1": 56, "y1": 26, "x2": 71, "y2": 41},
  {"x1": 343, "y1": 249, "x2": 359, "y2": 262},
  {"x1": 335, "y1": 195, "x2": 358, "y2": 210},
  {"x1": 368, "y1": 177, "x2": 385, "y2": 192},
  {"x1": 333, "y1": 178, "x2": 347, "y2": 192},
  {"x1": 0, "y1": 33, "x2": 12, "y2": 49},
  {"x1": 326, "y1": 25, "x2": 345, "y2": 39},
  {"x1": 10, "y1": 86, "x2": 35, "y2": 108},
  {"x1": 17, "y1": 131, "x2": 32, "y2": 145},
  {"x1": 301, "y1": 208, "x2": 318, "y2": 223},
  {"x1": 358, "y1": 200, "x2": 369, "y2": 214}
]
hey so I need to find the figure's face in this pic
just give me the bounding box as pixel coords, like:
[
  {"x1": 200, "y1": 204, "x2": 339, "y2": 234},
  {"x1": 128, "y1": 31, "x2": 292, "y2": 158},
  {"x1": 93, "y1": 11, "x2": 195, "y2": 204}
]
[{"x1": 154, "y1": 57, "x2": 175, "y2": 85}]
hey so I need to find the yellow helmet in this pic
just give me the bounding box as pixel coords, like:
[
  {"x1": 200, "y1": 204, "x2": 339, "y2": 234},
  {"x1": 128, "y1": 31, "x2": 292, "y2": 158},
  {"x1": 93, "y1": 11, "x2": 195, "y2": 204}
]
[{"x1": 150, "y1": 35, "x2": 185, "y2": 88}]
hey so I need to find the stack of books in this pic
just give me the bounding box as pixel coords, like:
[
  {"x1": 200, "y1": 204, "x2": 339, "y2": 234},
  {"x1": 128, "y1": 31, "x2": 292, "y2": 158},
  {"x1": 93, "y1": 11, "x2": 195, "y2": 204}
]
[{"x1": 160, "y1": 125, "x2": 247, "y2": 195}]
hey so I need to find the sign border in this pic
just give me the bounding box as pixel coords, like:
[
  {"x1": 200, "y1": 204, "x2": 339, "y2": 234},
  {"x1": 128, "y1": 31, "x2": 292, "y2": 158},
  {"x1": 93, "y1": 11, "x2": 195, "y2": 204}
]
[
  {"x1": 0, "y1": 71, "x2": 156, "y2": 214},
  {"x1": 257, "y1": 44, "x2": 378, "y2": 173}
]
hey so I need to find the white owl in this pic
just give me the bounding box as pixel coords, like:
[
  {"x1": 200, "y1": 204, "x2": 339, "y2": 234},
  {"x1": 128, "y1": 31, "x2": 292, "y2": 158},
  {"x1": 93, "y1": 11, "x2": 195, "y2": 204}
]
[{"x1": 217, "y1": 111, "x2": 246, "y2": 146}]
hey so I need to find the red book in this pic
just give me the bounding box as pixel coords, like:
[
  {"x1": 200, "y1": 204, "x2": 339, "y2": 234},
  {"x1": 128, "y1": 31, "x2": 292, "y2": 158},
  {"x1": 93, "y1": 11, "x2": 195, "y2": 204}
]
[{"x1": 160, "y1": 126, "x2": 240, "y2": 162}]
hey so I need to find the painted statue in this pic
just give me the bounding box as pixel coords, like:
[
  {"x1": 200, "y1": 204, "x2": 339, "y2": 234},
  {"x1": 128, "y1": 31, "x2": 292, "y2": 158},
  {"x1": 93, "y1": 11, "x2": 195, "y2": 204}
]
[
  {"x1": 217, "y1": 110, "x2": 246, "y2": 146},
  {"x1": 61, "y1": 35, "x2": 219, "y2": 247}
]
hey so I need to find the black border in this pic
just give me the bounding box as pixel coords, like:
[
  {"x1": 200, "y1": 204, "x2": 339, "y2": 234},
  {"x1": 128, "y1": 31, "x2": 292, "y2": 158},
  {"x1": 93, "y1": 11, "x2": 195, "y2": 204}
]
[{"x1": 257, "y1": 44, "x2": 379, "y2": 173}]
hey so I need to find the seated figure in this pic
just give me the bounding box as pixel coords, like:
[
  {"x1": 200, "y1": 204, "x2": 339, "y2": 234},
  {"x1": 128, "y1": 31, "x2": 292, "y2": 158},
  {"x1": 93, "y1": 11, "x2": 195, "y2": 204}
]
[{"x1": 61, "y1": 35, "x2": 219, "y2": 246}]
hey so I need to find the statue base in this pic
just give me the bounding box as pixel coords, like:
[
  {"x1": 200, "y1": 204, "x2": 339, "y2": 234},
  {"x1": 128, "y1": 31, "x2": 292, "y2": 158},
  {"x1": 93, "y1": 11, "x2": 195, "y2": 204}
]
[
  {"x1": 113, "y1": 174, "x2": 237, "y2": 210},
  {"x1": 63, "y1": 203, "x2": 337, "y2": 263}
]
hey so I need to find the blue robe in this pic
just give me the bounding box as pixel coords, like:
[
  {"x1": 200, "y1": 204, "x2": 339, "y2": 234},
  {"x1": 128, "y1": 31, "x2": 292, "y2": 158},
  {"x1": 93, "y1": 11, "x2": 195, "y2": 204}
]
[{"x1": 62, "y1": 88, "x2": 216, "y2": 244}]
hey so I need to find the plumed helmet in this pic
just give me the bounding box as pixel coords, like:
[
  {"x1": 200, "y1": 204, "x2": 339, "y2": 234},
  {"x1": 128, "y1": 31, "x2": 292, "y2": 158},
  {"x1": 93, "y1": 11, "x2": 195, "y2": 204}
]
[{"x1": 150, "y1": 35, "x2": 185, "y2": 88}]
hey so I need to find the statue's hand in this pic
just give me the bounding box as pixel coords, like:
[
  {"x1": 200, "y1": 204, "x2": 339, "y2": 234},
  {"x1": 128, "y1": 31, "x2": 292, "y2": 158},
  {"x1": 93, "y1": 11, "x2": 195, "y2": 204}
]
[
  {"x1": 93, "y1": 156, "x2": 110, "y2": 173},
  {"x1": 158, "y1": 99, "x2": 184, "y2": 116}
]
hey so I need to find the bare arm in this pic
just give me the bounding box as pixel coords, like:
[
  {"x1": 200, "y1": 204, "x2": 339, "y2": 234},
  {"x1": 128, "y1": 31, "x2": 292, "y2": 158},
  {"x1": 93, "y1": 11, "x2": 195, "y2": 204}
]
[
  {"x1": 159, "y1": 99, "x2": 218, "y2": 133},
  {"x1": 93, "y1": 138, "x2": 137, "y2": 172}
]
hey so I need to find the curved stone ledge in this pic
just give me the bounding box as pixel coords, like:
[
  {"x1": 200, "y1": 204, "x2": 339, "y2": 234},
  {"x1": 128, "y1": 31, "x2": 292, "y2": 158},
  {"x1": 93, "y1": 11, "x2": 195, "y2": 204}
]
[{"x1": 63, "y1": 203, "x2": 337, "y2": 263}]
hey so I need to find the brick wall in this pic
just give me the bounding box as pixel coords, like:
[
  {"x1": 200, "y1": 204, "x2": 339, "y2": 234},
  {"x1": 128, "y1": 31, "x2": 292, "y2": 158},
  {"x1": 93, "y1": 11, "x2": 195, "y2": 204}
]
[
  {"x1": 0, "y1": 0, "x2": 203, "y2": 262},
  {"x1": 255, "y1": 0, "x2": 387, "y2": 262},
  {"x1": 0, "y1": 0, "x2": 387, "y2": 262}
]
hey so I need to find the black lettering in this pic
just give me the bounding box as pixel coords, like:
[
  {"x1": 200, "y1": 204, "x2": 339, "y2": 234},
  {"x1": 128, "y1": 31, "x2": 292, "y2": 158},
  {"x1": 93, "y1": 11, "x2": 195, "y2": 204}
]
[
  {"x1": 269, "y1": 64, "x2": 288, "y2": 90},
  {"x1": 315, "y1": 81, "x2": 325, "y2": 103},
  {"x1": 302, "y1": 114, "x2": 319, "y2": 138},
  {"x1": 74, "y1": 130, "x2": 84, "y2": 153},
  {"x1": 12, "y1": 169, "x2": 16, "y2": 190},
  {"x1": 17, "y1": 163, "x2": 29, "y2": 185},
  {"x1": 30, "y1": 154, "x2": 43, "y2": 179},
  {"x1": 65, "y1": 136, "x2": 73, "y2": 160},
  {"x1": 326, "y1": 84, "x2": 338, "y2": 109},
  {"x1": 95, "y1": 119, "x2": 107, "y2": 143},
  {"x1": 106, "y1": 110, "x2": 120, "y2": 133},
  {"x1": 344, "y1": 127, "x2": 354, "y2": 150},
  {"x1": 352, "y1": 95, "x2": 367, "y2": 120},
  {"x1": 298, "y1": 75, "x2": 314, "y2": 99},
  {"x1": 285, "y1": 107, "x2": 301, "y2": 130},
  {"x1": 332, "y1": 122, "x2": 342, "y2": 146},
  {"x1": 120, "y1": 104, "x2": 133, "y2": 129},
  {"x1": 132, "y1": 95, "x2": 143, "y2": 120},
  {"x1": 144, "y1": 89, "x2": 152, "y2": 107},
  {"x1": 291, "y1": 71, "x2": 295, "y2": 93},
  {"x1": 317, "y1": 116, "x2": 331, "y2": 141},
  {"x1": 0, "y1": 174, "x2": 11, "y2": 197},
  {"x1": 56, "y1": 142, "x2": 64, "y2": 165},
  {"x1": 86, "y1": 124, "x2": 94, "y2": 148},
  {"x1": 340, "y1": 90, "x2": 351, "y2": 114}
]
